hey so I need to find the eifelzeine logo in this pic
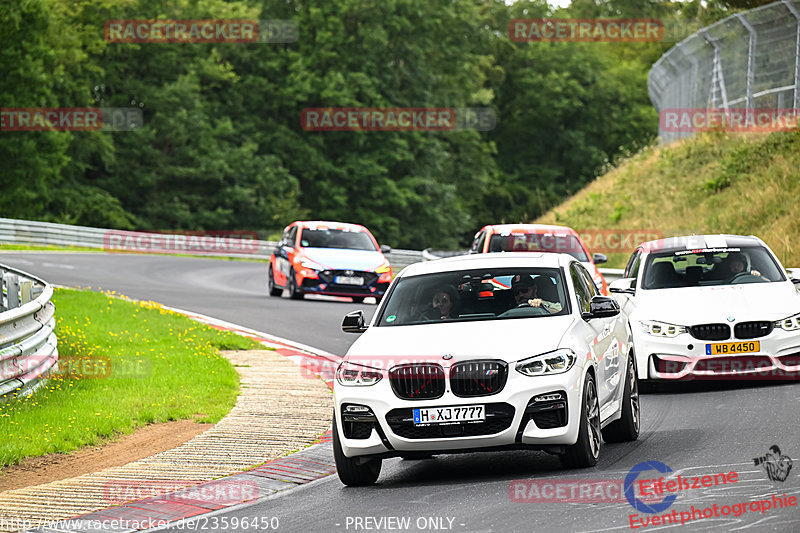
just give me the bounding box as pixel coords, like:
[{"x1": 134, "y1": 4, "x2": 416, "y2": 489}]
[
  {"x1": 104, "y1": 19, "x2": 298, "y2": 43},
  {"x1": 0, "y1": 108, "x2": 143, "y2": 132},
  {"x1": 510, "y1": 18, "x2": 664, "y2": 42}
]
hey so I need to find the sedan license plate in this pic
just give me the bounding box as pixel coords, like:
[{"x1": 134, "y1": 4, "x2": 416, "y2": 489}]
[
  {"x1": 705, "y1": 341, "x2": 760, "y2": 355},
  {"x1": 335, "y1": 275, "x2": 364, "y2": 285},
  {"x1": 413, "y1": 405, "x2": 485, "y2": 425}
]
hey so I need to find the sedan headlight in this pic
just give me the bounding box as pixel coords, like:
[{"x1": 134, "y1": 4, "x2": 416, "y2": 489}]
[
  {"x1": 516, "y1": 348, "x2": 576, "y2": 377},
  {"x1": 336, "y1": 361, "x2": 383, "y2": 386},
  {"x1": 640, "y1": 320, "x2": 687, "y2": 337},
  {"x1": 774, "y1": 313, "x2": 800, "y2": 331}
]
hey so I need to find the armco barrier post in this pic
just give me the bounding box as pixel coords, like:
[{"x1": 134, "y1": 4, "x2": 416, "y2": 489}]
[{"x1": 6, "y1": 274, "x2": 19, "y2": 310}]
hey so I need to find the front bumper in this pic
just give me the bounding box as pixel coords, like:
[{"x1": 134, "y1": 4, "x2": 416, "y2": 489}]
[
  {"x1": 298, "y1": 269, "x2": 390, "y2": 298},
  {"x1": 333, "y1": 365, "x2": 586, "y2": 458},
  {"x1": 633, "y1": 327, "x2": 800, "y2": 380}
]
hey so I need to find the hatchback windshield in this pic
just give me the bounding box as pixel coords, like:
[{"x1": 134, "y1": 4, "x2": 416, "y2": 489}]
[
  {"x1": 487, "y1": 233, "x2": 589, "y2": 262},
  {"x1": 642, "y1": 246, "x2": 786, "y2": 289},
  {"x1": 300, "y1": 228, "x2": 376, "y2": 251},
  {"x1": 378, "y1": 268, "x2": 569, "y2": 326}
]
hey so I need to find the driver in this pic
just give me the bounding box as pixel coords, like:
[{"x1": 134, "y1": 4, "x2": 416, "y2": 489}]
[
  {"x1": 727, "y1": 252, "x2": 767, "y2": 281},
  {"x1": 511, "y1": 275, "x2": 562, "y2": 314}
]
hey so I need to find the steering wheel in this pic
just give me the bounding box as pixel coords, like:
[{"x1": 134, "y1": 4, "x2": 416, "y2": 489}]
[
  {"x1": 420, "y1": 306, "x2": 445, "y2": 321},
  {"x1": 729, "y1": 272, "x2": 762, "y2": 284},
  {"x1": 513, "y1": 303, "x2": 549, "y2": 315}
]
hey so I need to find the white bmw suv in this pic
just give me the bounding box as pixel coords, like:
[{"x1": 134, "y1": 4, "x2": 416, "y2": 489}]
[{"x1": 332, "y1": 253, "x2": 639, "y2": 486}]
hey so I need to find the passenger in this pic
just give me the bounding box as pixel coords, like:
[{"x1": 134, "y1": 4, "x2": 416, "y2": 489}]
[
  {"x1": 422, "y1": 285, "x2": 459, "y2": 320},
  {"x1": 511, "y1": 275, "x2": 562, "y2": 314}
]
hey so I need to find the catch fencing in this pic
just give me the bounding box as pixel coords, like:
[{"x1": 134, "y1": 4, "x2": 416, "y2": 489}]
[
  {"x1": 0, "y1": 264, "x2": 58, "y2": 398},
  {"x1": 649, "y1": 0, "x2": 800, "y2": 143}
]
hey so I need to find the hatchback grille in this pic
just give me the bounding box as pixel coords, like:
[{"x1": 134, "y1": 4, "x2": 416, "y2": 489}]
[
  {"x1": 319, "y1": 270, "x2": 378, "y2": 287},
  {"x1": 450, "y1": 360, "x2": 508, "y2": 397},
  {"x1": 734, "y1": 321, "x2": 773, "y2": 339},
  {"x1": 389, "y1": 364, "x2": 445, "y2": 400},
  {"x1": 689, "y1": 323, "x2": 730, "y2": 341},
  {"x1": 385, "y1": 403, "x2": 515, "y2": 439}
]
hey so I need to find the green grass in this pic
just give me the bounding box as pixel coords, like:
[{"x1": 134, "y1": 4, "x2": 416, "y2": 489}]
[
  {"x1": 537, "y1": 131, "x2": 800, "y2": 269},
  {"x1": 0, "y1": 288, "x2": 261, "y2": 467}
]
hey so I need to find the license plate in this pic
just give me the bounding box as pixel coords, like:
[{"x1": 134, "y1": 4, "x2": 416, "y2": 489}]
[
  {"x1": 335, "y1": 276, "x2": 364, "y2": 285},
  {"x1": 705, "y1": 341, "x2": 760, "y2": 355},
  {"x1": 413, "y1": 405, "x2": 485, "y2": 425}
]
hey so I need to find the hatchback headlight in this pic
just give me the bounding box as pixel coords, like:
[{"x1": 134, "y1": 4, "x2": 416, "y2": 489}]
[
  {"x1": 336, "y1": 361, "x2": 383, "y2": 386},
  {"x1": 774, "y1": 313, "x2": 800, "y2": 331},
  {"x1": 300, "y1": 258, "x2": 323, "y2": 271},
  {"x1": 516, "y1": 348, "x2": 576, "y2": 377},
  {"x1": 640, "y1": 320, "x2": 687, "y2": 337}
]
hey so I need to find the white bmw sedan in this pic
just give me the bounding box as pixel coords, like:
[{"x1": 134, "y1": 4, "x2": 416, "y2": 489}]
[
  {"x1": 609, "y1": 235, "x2": 800, "y2": 382},
  {"x1": 332, "y1": 253, "x2": 639, "y2": 486}
]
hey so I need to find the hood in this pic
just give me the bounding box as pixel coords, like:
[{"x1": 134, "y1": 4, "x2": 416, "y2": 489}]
[
  {"x1": 633, "y1": 282, "x2": 800, "y2": 324},
  {"x1": 346, "y1": 315, "x2": 575, "y2": 365},
  {"x1": 301, "y1": 248, "x2": 387, "y2": 271}
]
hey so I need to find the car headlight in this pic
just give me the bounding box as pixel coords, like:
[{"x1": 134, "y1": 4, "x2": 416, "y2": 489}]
[
  {"x1": 336, "y1": 361, "x2": 383, "y2": 386},
  {"x1": 774, "y1": 312, "x2": 800, "y2": 331},
  {"x1": 516, "y1": 348, "x2": 576, "y2": 377},
  {"x1": 299, "y1": 258, "x2": 324, "y2": 271},
  {"x1": 640, "y1": 320, "x2": 687, "y2": 337},
  {"x1": 375, "y1": 261, "x2": 392, "y2": 274}
]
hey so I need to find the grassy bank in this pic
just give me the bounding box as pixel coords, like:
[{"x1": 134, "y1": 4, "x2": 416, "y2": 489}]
[
  {"x1": 536, "y1": 131, "x2": 800, "y2": 268},
  {"x1": 0, "y1": 288, "x2": 261, "y2": 467}
]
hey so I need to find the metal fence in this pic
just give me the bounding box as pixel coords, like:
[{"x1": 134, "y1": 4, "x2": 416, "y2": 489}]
[
  {"x1": 0, "y1": 264, "x2": 58, "y2": 398},
  {"x1": 649, "y1": 0, "x2": 800, "y2": 143},
  {"x1": 0, "y1": 217, "x2": 425, "y2": 272}
]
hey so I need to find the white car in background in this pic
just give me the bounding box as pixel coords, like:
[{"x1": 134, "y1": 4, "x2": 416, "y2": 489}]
[
  {"x1": 609, "y1": 235, "x2": 800, "y2": 381},
  {"x1": 332, "y1": 253, "x2": 639, "y2": 486}
]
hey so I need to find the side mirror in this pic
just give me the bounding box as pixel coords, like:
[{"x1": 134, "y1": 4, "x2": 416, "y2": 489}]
[
  {"x1": 593, "y1": 253, "x2": 608, "y2": 265},
  {"x1": 609, "y1": 277, "x2": 636, "y2": 295},
  {"x1": 582, "y1": 295, "x2": 620, "y2": 320},
  {"x1": 786, "y1": 269, "x2": 800, "y2": 285},
  {"x1": 342, "y1": 310, "x2": 368, "y2": 333},
  {"x1": 380, "y1": 244, "x2": 392, "y2": 254}
]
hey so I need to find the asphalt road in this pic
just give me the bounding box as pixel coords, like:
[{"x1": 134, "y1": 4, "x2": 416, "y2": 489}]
[{"x1": 3, "y1": 252, "x2": 799, "y2": 533}]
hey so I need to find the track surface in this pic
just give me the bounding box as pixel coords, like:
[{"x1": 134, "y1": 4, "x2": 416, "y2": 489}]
[{"x1": 3, "y1": 252, "x2": 799, "y2": 533}]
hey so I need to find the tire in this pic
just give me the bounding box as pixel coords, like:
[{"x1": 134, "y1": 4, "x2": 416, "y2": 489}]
[
  {"x1": 560, "y1": 372, "x2": 601, "y2": 468},
  {"x1": 333, "y1": 417, "x2": 381, "y2": 486},
  {"x1": 267, "y1": 264, "x2": 282, "y2": 297},
  {"x1": 352, "y1": 296, "x2": 365, "y2": 303},
  {"x1": 288, "y1": 268, "x2": 304, "y2": 300},
  {"x1": 602, "y1": 355, "x2": 640, "y2": 443}
]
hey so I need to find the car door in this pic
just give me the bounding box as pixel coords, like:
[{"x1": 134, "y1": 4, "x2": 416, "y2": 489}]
[
  {"x1": 275, "y1": 225, "x2": 298, "y2": 284},
  {"x1": 572, "y1": 263, "x2": 619, "y2": 408}
]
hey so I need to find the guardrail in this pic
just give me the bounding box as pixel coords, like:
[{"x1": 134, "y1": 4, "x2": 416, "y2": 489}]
[
  {"x1": 0, "y1": 263, "x2": 58, "y2": 399},
  {"x1": 0, "y1": 217, "x2": 425, "y2": 272}
]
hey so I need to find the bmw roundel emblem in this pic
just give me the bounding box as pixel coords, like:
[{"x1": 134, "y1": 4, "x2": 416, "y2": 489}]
[
  {"x1": 442, "y1": 354, "x2": 453, "y2": 360},
  {"x1": 727, "y1": 316, "x2": 735, "y2": 322}
]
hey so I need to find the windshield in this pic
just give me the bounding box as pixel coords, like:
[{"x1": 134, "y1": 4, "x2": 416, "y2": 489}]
[
  {"x1": 377, "y1": 268, "x2": 570, "y2": 326},
  {"x1": 642, "y1": 246, "x2": 786, "y2": 290},
  {"x1": 487, "y1": 233, "x2": 589, "y2": 262},
  {"x1": 300, "y1": 228, "x2": 376, "y2": 251}
]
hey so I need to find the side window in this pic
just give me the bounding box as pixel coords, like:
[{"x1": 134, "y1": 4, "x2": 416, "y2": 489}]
[
  {"x1": 570, "y1": 263, "x2": 591, "y2": 314},
  {"x1": 578, "y1": 265, "x2": 598, "y2": 299},
  {"x1": 287, "y1": 226, "x2": 298, "y2": 247},
  {"x1": 471, "y1": 231, "x2": 486, "y2": 253},
  {"x1": 624, "y1": 250, "x2": 642, "y2": 280}
]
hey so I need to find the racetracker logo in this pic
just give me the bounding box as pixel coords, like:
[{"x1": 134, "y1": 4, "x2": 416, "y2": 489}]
[
  {"x1": 104, "y1": 19, "x2": 298, "y2": 43},
  {"x1": 509, "y1": 18, "x2": 664, "y2": 42},
  {"x1": 578, "y1": 230, "x2": 664, "y2": 254},
  {"x1": 660, "y1": 108, "x2": 800, "y2": 132},
  {"x1": 103, "y1": 479, "x2": 259, "y2": 505},
  {"x1": 301, "y1": 107, "x2": 496, "y2": 132},
  {"x1": 103, "y1": 230, "x2": 260, "y2": 255},
  {"x1": 1, "y1": 108, "x2": 143, "y2": 132}
]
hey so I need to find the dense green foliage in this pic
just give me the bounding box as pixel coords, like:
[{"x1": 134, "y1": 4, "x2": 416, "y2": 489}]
[{"x1": 0, "y1": 0, "x2": 750, "y2": 248}]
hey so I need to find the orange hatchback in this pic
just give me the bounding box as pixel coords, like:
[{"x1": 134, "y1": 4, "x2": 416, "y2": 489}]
[
  {"x1": 470, "y1": 224, "x2": 608, "y2": 294},
  {"x1": 268, "y1": 221, "x2": 393, "y2": 302}
]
